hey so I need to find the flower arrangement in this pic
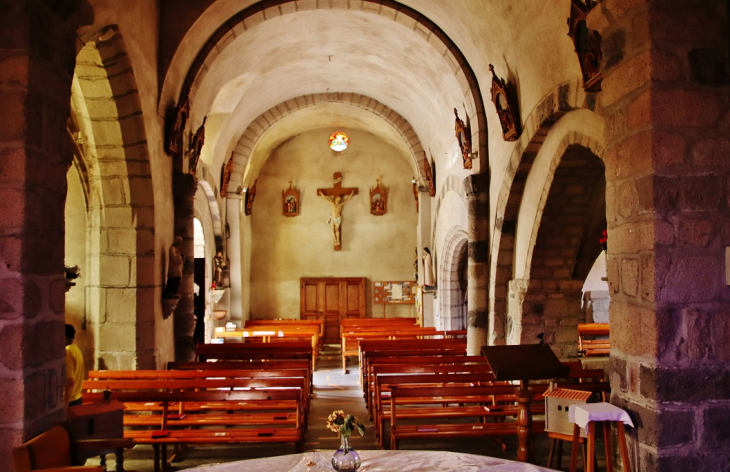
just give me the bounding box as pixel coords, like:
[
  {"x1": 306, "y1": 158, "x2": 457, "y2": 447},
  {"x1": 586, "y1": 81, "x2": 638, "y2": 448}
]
[
  {"x1": 326, "y1": 410, "x2": 365, "y2": 438},
  {"x1": 599, "y1": 229, "x2": 608, "y2": 251}
]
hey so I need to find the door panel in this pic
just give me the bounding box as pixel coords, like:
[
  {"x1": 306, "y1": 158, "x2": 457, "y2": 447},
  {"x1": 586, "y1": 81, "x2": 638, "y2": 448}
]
[{"x1": 301, "y1": 277, "x2": 365, "y2": 344}]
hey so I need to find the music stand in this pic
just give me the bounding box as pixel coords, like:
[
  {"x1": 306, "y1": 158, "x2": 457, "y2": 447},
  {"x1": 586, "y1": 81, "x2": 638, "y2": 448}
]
[{"x1": 481, "y1": 344, "x2": 569, "y2": 463}]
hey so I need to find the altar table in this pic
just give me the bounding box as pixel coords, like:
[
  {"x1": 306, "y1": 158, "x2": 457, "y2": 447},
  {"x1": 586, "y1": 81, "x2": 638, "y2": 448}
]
[{"x1": 192, "y1": 450, "x2": 557, "y2": 472}]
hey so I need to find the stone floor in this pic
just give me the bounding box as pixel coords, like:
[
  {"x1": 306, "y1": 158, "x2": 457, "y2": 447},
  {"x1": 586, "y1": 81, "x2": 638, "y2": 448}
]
[{"x1": 98, "y1": 345, "x2": 604, "y2": 471}]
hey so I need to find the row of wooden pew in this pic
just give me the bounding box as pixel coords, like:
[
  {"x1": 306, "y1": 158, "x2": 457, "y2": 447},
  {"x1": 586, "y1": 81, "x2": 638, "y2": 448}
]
[
  {"x1": 353, "y1": 333, "x2": 609, "y2": 451},
  {"x1": 82, "y1": 342, "x2": 314, "y2": 471}
]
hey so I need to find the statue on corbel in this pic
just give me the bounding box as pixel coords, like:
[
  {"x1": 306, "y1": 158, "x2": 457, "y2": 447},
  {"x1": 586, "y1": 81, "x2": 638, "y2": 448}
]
[
  {"x1": 220, "y1": 156, "x2": 234, "y2": 198},
  {"x1": 189, "y1": 117, "x2": 206, "y2": 176},
  {"x1": 489, "y1": 64, "x2": 521, "y2": 142},
  {"x1": 568, "y1": 0, "x2": 603, "y2": 92},
  {"x1": 424, "y1": 155, "x2": 436, "y2": 197},
  {"x1": 165, "y1": 94, "x2": 189, "y2": 156},
  {"x1": 244, "y1": 180, "x2": 257, "y2": 216},
  {"x1": 454, "y1": 108, "x2": 473, "y2": 170}
]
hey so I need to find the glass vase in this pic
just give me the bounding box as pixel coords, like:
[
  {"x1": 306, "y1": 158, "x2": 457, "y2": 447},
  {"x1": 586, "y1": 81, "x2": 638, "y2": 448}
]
[{"x1": 331, "y1": 435, "x2": 361, "y2": 472}]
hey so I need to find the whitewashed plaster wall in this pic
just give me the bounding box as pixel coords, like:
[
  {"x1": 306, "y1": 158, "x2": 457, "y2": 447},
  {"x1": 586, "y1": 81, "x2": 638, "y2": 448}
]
[
  {"x1": 246, "y1": 127, "x2": 417, "y2": 319},
  {"x1": 64, "y1": 166, "x2": 90, "y2": 369}
]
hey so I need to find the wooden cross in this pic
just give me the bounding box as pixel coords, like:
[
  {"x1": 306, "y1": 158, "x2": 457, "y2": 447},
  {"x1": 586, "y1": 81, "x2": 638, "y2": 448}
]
[
  {"x1": 317, "y1": 172, "x2": 359, "y2": 250},
  {"x1": 316, "y1": 172, "x2": 359, "y2": 199}
]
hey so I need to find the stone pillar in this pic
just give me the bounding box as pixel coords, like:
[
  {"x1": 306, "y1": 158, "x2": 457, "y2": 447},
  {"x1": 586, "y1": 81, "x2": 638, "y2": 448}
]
[
  {"x1": 593, "y1": 0, "x2": 730, "y2": 468},
  {"x1": 464, "y1": 174, "x2": 489, "y2": 354},
  {"x1": 226, "y1": 196, "x2": 243, "y2": 322},
  {"x1": 0, "y1": 0, "x2": 81, "y2": 461},
  {"x1": 172, "y1": 173, "x2": 197, "y2": 361}
]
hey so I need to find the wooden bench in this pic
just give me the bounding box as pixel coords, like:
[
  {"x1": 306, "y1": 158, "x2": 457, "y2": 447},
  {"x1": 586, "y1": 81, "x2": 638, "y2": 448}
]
[
  {"x1": 341, "y1": 327, "x2": 443, "y2": 372},
  {"x1": 577, "y1": 323, "x2": 610, "y2": 357},
  {"x1": 196, "y1": 341, "x2": 315, "y2": 370},
  {"x1": 389, "y1": 385, "x2": 547, "y2": 450},
  {"x1": 358, "y1": 338, "x2": 467, "y2": 388},
  {"x1": 83, "y1": 386, "x2": 304, "y2": 471},
  {"x1": 213, "y1": 327, "x2": 320, "y2": 361},
  {"x1": 246, "y1": 318, "x2": 324, "y2": 341},
  {"x1": 341, "y1": 318, "x2": 419, "y2": 329},
  {"x1": 373, "y1": 371, "x2": 499, "y2": 447}
]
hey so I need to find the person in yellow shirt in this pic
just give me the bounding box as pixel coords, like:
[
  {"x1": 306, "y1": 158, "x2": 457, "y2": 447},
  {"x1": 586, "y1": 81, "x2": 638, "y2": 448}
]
[{"x1": 65, "y1": 324, "x2": 84, "y2": 406}]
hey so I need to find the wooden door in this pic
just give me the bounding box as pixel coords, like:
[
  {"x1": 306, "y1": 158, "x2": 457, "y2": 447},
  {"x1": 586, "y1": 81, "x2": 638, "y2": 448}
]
[{"x1": 300, "y1": 277, "x2": 365, "y2": 344}]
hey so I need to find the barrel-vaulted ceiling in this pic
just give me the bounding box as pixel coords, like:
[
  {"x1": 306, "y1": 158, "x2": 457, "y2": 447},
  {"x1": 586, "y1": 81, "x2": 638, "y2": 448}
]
[{"x1": 160, "y1": 0, "x2": 581, "y2": 193}]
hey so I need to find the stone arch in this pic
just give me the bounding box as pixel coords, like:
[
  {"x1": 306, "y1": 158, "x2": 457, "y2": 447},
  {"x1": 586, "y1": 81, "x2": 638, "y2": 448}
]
[
  {"x1": 166, "y1": 0, "x2": 487, "y2": 177},
  {"x1": 227, "y1": 93, "x2": 428, "y2": 193},
  {"x1": 196, "y1": 161, "x2": 223, "y2": 244},
  {"x1": 71, "y1": 26, "x2": 157, "y2": 370},
  {"x1": 508, "y1": 132, "x2": 606, "y2": 357},
  {"x1": 438, "y1": 227, "x2": 468, "y2": 331},
  {"x1": 488, "y1": 80, "x2": 594, "y2": 346}
]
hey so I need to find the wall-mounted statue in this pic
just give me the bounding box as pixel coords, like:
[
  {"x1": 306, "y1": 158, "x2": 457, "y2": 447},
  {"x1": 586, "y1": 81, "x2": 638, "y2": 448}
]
[
  {"x1": 454, "y1": 108, "x2": 473, "y2": 170},
  {"x1": 568, "y1": 0, "x2": 603, "y2": 92},
  {"x1": 412, "y1": 181, "x2": 419, "y2": 213},
  {"x1": 489, "y1": 64, "x2": 521, "y2": 142},
  {"x1": 164, "y1": 236, "x2": 184, "y2": 298},
  {"x1": 220, "y1": 156, "x2": 234, "y2": 198},
  {"x1": 165, "y1": 95, "x2": 189, "y2": 156},
  {"x1": 424, "y1": 155, "x2": 436, "y2": 197},
  {"x1": 369, "y1": 179, "x2": 388, "y2": 215},
  {"x1": 317, "y1": 172, "x2": 359, "y2": 250},
  {"x1": 189, "y1": 117, "x2": 206, "y2": 175},
  {"x1": 244, "y1": 180, "x2": 257, "y2": 216},
  {"x1": 282, "y1": 181, "x2": 300, "y2": 217}
]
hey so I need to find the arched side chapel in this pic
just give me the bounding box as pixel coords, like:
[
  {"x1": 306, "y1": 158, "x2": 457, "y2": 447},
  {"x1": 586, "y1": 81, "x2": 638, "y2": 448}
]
[{"x1": 2, "y1": 0, "x2": 730, "y2": 469}]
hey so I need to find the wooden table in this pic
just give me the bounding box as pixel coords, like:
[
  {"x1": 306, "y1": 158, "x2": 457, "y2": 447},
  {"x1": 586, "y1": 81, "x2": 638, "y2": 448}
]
[{"x1": 481, "y1": 344, "x2": 569, "y2": 463}]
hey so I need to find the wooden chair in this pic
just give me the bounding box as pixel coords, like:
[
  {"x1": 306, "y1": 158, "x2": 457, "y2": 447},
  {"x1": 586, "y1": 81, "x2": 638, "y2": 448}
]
[{"x1": 12, "y1": 424, "x2": 133, "y2": 472}]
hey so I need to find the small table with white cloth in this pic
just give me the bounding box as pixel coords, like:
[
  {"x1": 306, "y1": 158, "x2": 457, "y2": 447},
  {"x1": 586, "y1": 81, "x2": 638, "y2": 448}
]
[{"x1": 191, "y1": 450, "x2": 558, "y2": 472}]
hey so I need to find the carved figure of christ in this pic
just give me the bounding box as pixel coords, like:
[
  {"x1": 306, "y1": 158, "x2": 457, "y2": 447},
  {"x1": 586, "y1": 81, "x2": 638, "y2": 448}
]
[{"x1": 317, "y1": 172, "x2": 359, "y2": 250}]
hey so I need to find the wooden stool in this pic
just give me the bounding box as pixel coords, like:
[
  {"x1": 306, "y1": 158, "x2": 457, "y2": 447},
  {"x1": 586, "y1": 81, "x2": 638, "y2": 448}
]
[
  {"x1": 547, "y1": 431, "x2": 587, "y2": 470},
  {"x1": 568, "y1": 403, "x2": 633, "y2": 472}
]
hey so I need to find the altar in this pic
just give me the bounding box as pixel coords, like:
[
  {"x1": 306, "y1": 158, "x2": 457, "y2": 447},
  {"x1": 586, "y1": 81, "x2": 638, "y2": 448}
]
[{"x1": 191, "y1": 450, "x2": 557, "y2": 472}]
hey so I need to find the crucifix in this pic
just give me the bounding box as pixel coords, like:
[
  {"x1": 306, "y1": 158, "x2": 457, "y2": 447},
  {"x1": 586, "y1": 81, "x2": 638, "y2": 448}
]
[{"x1": 317, "y1": 172, "x2": 358, "y2": 250}]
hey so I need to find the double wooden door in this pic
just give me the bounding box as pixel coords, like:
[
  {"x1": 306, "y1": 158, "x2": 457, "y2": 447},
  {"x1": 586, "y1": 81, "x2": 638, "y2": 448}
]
[{"x1": 300, "y1": 277, "x2": 365, "y2": 344}]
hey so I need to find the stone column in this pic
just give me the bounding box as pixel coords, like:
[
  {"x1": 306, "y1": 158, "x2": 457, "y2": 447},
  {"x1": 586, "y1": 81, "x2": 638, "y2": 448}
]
[
  {"x1": 172, "y1": 173, "x2": 197, "y2": 361},
  {"x1": 226, "y1": 196, "x2": 243, "y2": 322},
  {"x1": 464, "y1": 173, "x2": 489, "y2": 354},
  {"x1": 0, "y1": 0, "x2": 81, "y2": 461},
  {"x1": 593, "y1": 0, "x2": 730, "y2": 468}
]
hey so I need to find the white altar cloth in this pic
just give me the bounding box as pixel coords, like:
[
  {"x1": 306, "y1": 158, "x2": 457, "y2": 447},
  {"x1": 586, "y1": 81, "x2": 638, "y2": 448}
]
[{"x1": 192, "y1": 450, "x2": 557, "y2": 472}]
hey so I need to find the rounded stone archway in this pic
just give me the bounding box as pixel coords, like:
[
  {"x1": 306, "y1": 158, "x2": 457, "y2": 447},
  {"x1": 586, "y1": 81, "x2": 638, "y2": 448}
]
[
  {"x1": 438, "y1": 227, "x2": 468, "y2": 331},
  {"x1": 70, "y1": 27, "x2": 157, "y2": 370}
]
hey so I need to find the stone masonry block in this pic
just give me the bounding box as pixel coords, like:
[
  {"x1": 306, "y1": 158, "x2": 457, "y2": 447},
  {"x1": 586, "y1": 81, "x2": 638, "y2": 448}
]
[
  {"x1": 692, "y1": 138, "x2": 730, "y2": 166},
  {"x1": 678, "y1": 218, "x2": 714, "y2": 247},
  {"x1": 685, "y1": 308, "x2": 711, "y2": 361},
  {"x1": 104, "y1": 288, "x2": 137, "y2": 323},
  {"x1": 679, "y1": 174, "x2": 721, "y2": 211},
  {"x1": 656, "y1": 253, "x2": 719, "y2": 304},
  {"x1": 652, "y1": 89, "x2": 723, "y2": 128},
  {"x1": 99, "y1": 256, "x2": 131, "y2": 287},
  {"x1": 98, "y1": 322, "x2": 136, "y2": 352},
  {"x1": 620, "y1": 257, "x2": 639, "y2": 297},
  {"x1": 604, "y1": 131, "x2": 653, "y2": 180},
  {"x1": 602, "y1": 49, "x2": 651, "y2": 107}
]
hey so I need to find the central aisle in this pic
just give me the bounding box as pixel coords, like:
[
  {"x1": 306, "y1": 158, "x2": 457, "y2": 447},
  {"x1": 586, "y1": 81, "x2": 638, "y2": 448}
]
[{"x1": 304, "y1": 344, "x2": 378, "y2": 450}]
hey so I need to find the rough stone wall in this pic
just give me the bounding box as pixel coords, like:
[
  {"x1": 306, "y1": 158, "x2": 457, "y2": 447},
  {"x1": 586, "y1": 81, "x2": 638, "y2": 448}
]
[
  {"x1": 592, "y1": 0, "x2": 730, "y2": 469},
  {"x1": 0, "y1": 0, "x2": 82, "y2": 462},
  {"x1": 513, "y1": 145, "x2": 606, "y2": 357}
]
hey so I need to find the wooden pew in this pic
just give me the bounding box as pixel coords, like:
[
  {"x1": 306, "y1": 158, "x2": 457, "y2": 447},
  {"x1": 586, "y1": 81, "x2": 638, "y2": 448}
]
[
  {"x1": 341, "y1": 327, "x2": 441, "y2": 372},
  {"x1": 87, "y1": 389, "x2": 302, "y2": 472},
  {"x1": 389, "y1": 385, "x2": 547, "y2": 450},
  {"x1": 246, "y1": 318, "x2": 324, "y2": 340},
  {"x1": 577, "y1": 323, "x2": 610, "y2": 357},
  {"x1": 358, "y1": 338, "x2": 467, "y2": 388},
  {"x1": 196, "y1": 341, "x2": 315, "y2": 370},
  {"x1": 372, "y1": 371, "x2": 498, "y2": 447},
  {"x1": 213, "y1": 327, "x2": 320, "y2": 361},
  {"x1": 341, "y1": 318, "x2": 418, "y2": 328}
]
